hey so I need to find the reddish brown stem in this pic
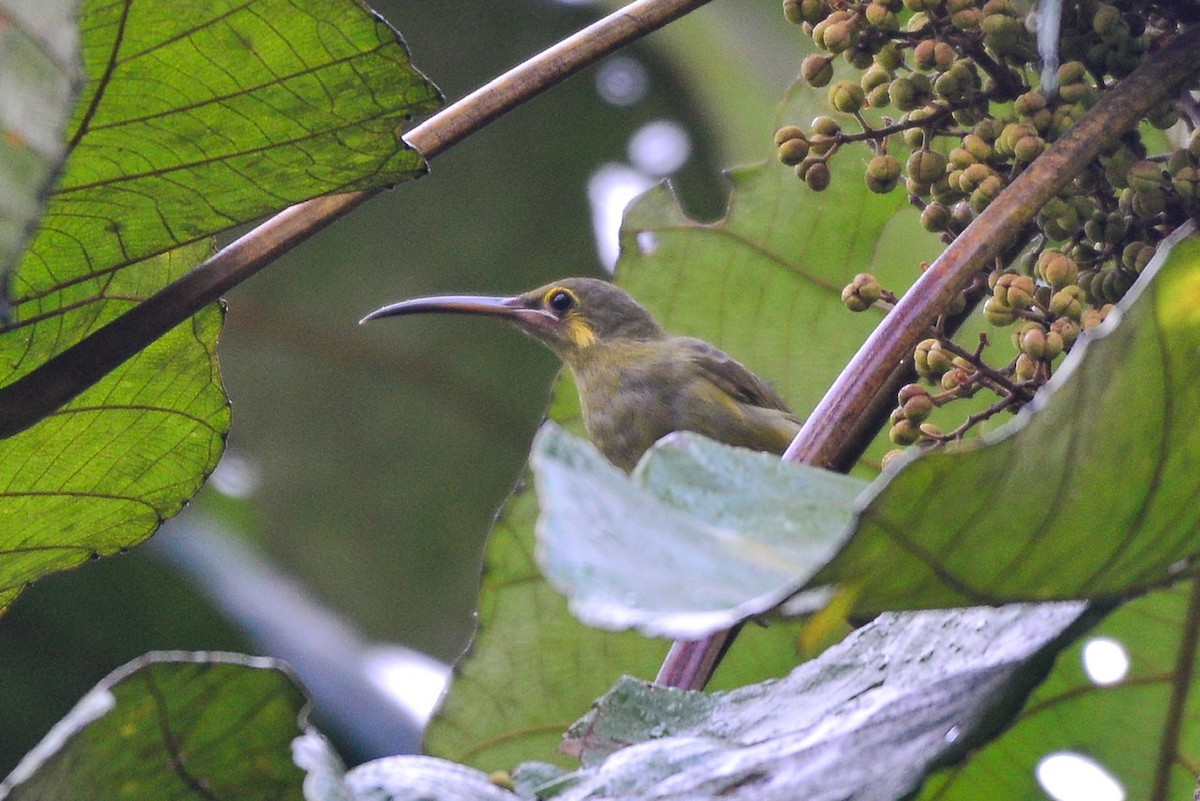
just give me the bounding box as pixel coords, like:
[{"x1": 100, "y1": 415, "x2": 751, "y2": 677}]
[{"x1": 656, "y1": 21, "x2": 1200, "y2": 692}]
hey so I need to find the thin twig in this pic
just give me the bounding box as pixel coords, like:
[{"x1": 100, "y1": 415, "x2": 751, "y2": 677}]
[
  {"x1": 0, "y1": 0, "x2": 716, "y2": 438},
  {"x1": 1152, "y1": 579, "x2": 1200, "y2": 801}
]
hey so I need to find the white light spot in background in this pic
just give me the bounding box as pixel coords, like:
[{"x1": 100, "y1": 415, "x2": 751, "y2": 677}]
[
  {"x1": 1083, "y1": 637, "x2": 1130, "y2": 685},
  {"x1": 362, "y1": 645, "x2": 451, "y2": 725},
  {"x1": 596, "y1": 56, "x2": 650, "y2": 107},
  {"x1": 1036, "y1": 752, "x2": 1124, "y2": 801},
  {"x1": 587, "y1": 163, "x2": 654, "y2": 271},
  {"x1": 209, "y1": 453, "x2": 261, "y2": 499},
  {"x1": 628, "y1": 120, "x2": 691, "y2": 177}
]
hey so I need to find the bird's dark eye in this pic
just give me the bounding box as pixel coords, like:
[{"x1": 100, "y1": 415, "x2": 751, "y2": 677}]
[{"x1": 547, "y1": 289, "x2": 575, "y2": 314}]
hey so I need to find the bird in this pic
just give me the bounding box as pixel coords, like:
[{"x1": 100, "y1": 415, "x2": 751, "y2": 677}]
[{"x1": 361, "y1": 277, "x2": 801, "y2": 472}]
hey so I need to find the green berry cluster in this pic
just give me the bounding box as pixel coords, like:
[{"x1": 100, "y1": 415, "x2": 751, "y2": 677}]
[{"x1": 786, "y1": 1, "x2": 1200, "y2": 448}]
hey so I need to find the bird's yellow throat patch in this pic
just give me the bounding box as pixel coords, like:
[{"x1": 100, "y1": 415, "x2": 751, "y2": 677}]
[{"x1": 565, "y1": 317, "x2": 598, "y2": 349}]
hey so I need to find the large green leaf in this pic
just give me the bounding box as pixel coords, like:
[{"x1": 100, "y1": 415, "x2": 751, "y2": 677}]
[
  {"x1": 532, "y1": 426, "x2": 862, "y2": 637},
  {"x1": 0, "y1": 0, "x2": 81, "y2": 294},
  {"x1": 0, "y1": 652, "x2": 312, "y2": 800},
  {"x1": 819, "y1": 224, "x2": 1200, "y2": 613},
  {"x1": 0, "y1": 0, "x2": 441, "y2": 608},
  {"x1": 7, "y1": 0, "x2": 441, "y2": 382},
  {"x1": 0, "y1": 241, "x2": 226, "y2": 611},
  {"x1": 549, "y1": 603, "x2": 1097, "y2": 801},
  {"x1": 425, "y1": 127, "x2": 942, "y2": 765},
  {"x1": 918, "y1": 583, "x2": 1200, "y2": 801},
  {"x1": 524, "y1": 226, "x2": 1200, "y2": 638}
]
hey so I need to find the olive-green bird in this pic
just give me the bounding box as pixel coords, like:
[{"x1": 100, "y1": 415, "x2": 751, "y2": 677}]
[{"x1": 361, "y1": 278, "x2": 801, "y2": 472}]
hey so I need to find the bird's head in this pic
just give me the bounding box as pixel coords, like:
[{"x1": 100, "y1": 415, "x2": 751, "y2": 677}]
[{"x1": 361, "y1": 277, "x2": 665, "y2": 362}]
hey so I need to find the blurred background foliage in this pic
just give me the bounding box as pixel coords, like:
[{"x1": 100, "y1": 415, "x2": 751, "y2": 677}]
[{"x1": 0, "y1": 0, "x2": 805, "y2": 772}]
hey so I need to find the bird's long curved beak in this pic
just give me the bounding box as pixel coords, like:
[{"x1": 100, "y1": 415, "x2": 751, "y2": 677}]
[{"x1": 359, "y1": 294, "x2": 555, "y2": 328}]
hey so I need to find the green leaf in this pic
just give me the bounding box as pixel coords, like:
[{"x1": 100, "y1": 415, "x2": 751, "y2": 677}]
[
  {"x1": 293, "y1": 729, "x2": 521, "y2": 801},
  {"x1": 424, "y1": 460, "x2": 672, "y2": 772},
  {"x1": 0, "y1": 0, "x2": 442, "y2": 607},
  {"x1": 10, "y1": 0, "x2": 442, "y2": 358},
  {"x1": 818, "y1": 224, "x2": 1200, "y2": 612},
  {"x1": 918, "y1": 583, "x2": 1198, "y2": 801},
  {"x1": 527, "y1": 226, "x2": 1200, "y2": 636},
  {"x1": 0, "y1": 0, "x2": 82, "y2": 296},
  {"x1": 553, "y1": 603, "x2": 1098, "y2": 801},
  {"x1": 0, "y1": 652, "x2": 311, "y2": 800},
  {"x1": 0, "y1": 240, "x2": 227, "y2": 611},
  {"x1": 340, "y1": 754, "x2": 519, "y2": 801},
  {"x1": 426, "y1": 128, "x2": 942, "y2": 765},
  {"x1": 531, "y1": 425, "x2": 865, "y2": 637}
]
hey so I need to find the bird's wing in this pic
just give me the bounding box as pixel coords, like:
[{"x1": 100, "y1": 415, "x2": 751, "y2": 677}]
[{"x1": 679, "y1": 338, "x2": 795, "y2": 414}]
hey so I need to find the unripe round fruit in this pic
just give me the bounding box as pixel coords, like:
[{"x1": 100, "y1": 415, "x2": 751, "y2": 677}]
[
  {"x1": 1013, "y1": 135, "x2": 1044, "y2": 163},
  {"x1": 1081, "y1": 304, "x2": 1114, "y2": 330},
  {"x1": 774, "y1": 125, "x2": 805, "y2": 147},
  {"x1": 1016, "y1": 324, "x2": 1047, "y2": 359},
  {"x1": 811, "y1": 116, "x2": 842, "y2": 136},
  {"x1": 889, "y1": 77, "x2": 919, "y2": 110},
  {"x1": 806, "y1": 160, "x2": 832, "y2": 191},
  {"x1": 876, "y1": 41, "x2": 903, "y2": 70},
  {"x1": 821, "y1": 20, "x2": 857, "y2": 53},
  {"x1": 1127, "y1": 160, "x2": 1164, "y2": 192},
  {"x1": 920, "y1": 202, "x2": 951, "y2": 232},
  {"x1": 915, "y1": 338, "x2": 953, "y2": 378},
  {"x1": 897, "y1": 383, "x2": 929, "y2": 404},
  {"x1": 1036, "y1": 250, "x2": 1078, "y2": 288},
  {"x1": 1014, "y1": 90, "x2": 1046, "y2": 115},
  {"x1": 907, "y1": 150, "x2": 948, "y2": 184},
  {"x1": 963, "y1": 134, "x2": 993, "y2": 163},
  {"x1": 841, "y1": 285, "x2": 872, "y2": 312},
  {"x1": 941, "y1": 367, "x2": 970, "y2": 390},
  {"x1": 913, "y1": 39, "x2": 938, "y2": 70},
  {"x1": 983, "y1": 296, "x2": 1017, "y2": 325},
  {"x1": 1043, "y1": 330, "x2": 1065, "y2": 360},
  {"x1": 1049, "y1": 285, "x2": 1086, "y2": 320},
  {"x1": 902, "y1": 393, "x2": 934, "y2": 422},
  {"x1": 1013, "y1": 353, "x2": 1038, "y2": 381},
  {"x1": 969, "y1": 175, "x2": 1003, "y2": 213},
  {"x1": 801, "y1": 54, "x2": 834, "y2": 87},
  {"x1": 865, "y1": 2, "x2": 898, "y2": 30},
  {"x1": 866, "y1": 154, "x2": 902, "y2": 193},
  {"x1": 1092, "y1": 4, "x2": 1122, "y2": 37},
  {"x1": 994, "y1": 273, "x2": 1035, "y2": 309},
  {"x1": 829, "y1": 80, "x2": 866, "y2": 113},
  {"x1": 778, "y1": 137, "x2": 812, "y2": 165},
  {"x1": 1057, "y1": 60, "x2": 1087, "y2": 86},
  {"x1": 1050, "y1": 317, "x2": 1080, "y2": 349},
  {"x1": 889, "y1": 418, "x2": 921, "y2": 446}
]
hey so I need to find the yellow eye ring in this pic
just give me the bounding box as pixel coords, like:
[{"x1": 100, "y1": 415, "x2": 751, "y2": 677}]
[{"x1": 544, "y1": 287, "x2": 578, "y2": 314}]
